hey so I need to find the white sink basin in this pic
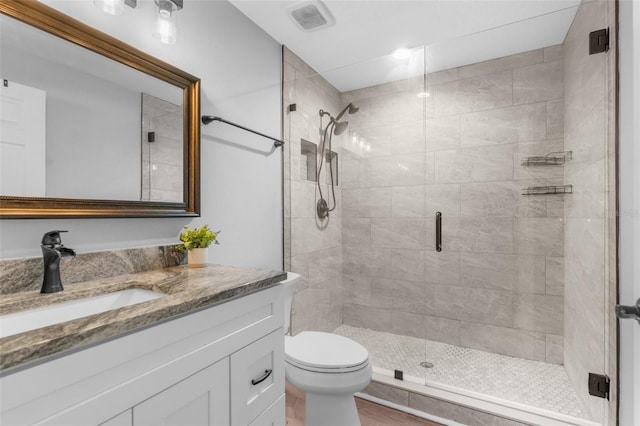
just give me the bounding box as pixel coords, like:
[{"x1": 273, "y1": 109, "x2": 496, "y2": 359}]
[{"x1": 0, "y1": 289, "x2": 165, "y2": 339}]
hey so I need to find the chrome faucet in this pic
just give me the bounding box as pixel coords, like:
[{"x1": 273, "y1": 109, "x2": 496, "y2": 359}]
[{"x1": 41, "y1": 230, "x2": 76, "y2": 293}]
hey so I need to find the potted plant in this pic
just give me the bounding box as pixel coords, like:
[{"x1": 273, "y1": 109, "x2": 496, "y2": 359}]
[{"x1": 177, "y1": 225, "x2": 220, "y2": 268}]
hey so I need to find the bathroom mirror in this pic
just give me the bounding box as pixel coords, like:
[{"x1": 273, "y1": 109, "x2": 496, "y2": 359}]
[{"x1": 0, "y1": 1, "x2": 200, "y2": 218}]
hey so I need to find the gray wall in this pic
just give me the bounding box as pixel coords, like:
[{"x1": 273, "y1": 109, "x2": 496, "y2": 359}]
[
  {"x1": 0, "y1": 0, "x2": 283, "y2": 271},
  {"x1": 340, "y1": 46, "x2": 566, "y2": 365}
]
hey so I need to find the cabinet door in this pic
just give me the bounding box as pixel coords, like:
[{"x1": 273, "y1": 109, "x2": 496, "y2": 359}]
[
  {"x1": 133, "y1": 358, "x2": 229, "y2": 426},
  {"x1": 230, "y1": 329, "x2": 284, "y2": 425},
  {"x1": 248, "y1": 394, "x2": 285, "y2": 426}
]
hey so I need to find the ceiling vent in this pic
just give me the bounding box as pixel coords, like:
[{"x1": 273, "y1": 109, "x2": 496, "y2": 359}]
[{"x1": 287, "y1": 0, "x2": 335, "y2": 32}]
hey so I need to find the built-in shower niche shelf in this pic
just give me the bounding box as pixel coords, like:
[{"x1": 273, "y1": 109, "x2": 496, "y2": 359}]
[
  {"x1": 300, "y1": 139, "x2": 317, "y2": 182},
  {"x1": 522, "y1": 185, "x2": 573, "y2": 195},
  {"x1": 521, "y1": 151, "x2": 572, "y2": 166}
]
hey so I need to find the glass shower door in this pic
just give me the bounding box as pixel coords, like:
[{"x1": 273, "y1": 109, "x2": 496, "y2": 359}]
[{"x1": 421, "y1": 0, "x2": 616, "y2": 419}]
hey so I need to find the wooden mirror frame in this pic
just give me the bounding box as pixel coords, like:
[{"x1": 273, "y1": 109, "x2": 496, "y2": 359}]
[{"x1": 0, "y1": 0, "x2": 200, "y2": 218}]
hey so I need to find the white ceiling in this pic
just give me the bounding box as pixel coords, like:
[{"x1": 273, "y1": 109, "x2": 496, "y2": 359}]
[{"x1": 229, "y1": 0, "x2": 580, "y2": 91}]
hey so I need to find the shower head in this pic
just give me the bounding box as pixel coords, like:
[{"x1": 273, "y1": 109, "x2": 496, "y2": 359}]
[
  {"x1": 334, "y1": 102, "x2": 359, "y2": 122},
  {"x1": 333, "y1": 121, "x2": 349, "y2": 135}
]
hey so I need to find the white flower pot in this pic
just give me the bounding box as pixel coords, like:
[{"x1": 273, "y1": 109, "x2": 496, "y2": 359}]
[{"x1": 187, "y1": 247, "x2": 208, "y2": 268}]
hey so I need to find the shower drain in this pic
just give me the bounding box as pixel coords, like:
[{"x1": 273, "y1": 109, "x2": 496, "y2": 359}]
[{"x1": 420, "y1": 361, "x2": 434, "y2": 369}]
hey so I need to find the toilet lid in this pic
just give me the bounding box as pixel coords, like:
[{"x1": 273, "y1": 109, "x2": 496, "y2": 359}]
[{"x1": 285, "y1": 332, "x2": 369, "y2": 371}]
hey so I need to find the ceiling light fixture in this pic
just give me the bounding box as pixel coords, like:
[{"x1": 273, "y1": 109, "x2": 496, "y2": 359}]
[
  {"x1": 416, "y1": 91, "x2": 431, "y2": 98},
  {"x1": 153, "y1": 0, "x2": 183, "y2": 45},
  {"x1": 94, "y1": 0, "x2": 126, "y2": 16},
  {"x1": 393, "y1": 48, "x2": 411, "y2": 60}
]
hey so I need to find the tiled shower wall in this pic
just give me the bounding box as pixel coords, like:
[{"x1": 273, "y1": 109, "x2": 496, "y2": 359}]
[
  {"x1": 141, "y1": 93, "x2": 183, "y2": 202},
  {"x1": 340, "y1": 46, "x2": 567, "y2": 365},
  {"x1": 563, "y1": 0, "x2": 617, "y2": 422},
  {"x1": 283, "y1": 48, "x2": 343, "y2": 334}
]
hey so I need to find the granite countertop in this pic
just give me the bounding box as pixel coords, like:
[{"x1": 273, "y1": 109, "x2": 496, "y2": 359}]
[{"x1": 0, "y1": 265, "x2": 287, "y2": 373}]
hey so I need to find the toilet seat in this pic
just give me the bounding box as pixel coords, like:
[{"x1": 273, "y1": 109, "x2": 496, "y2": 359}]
[{"x1": 285, "y1": 331, "x2": 369, "y2": 373}]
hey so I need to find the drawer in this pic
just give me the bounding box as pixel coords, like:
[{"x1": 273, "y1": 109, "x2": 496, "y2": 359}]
[
  {"x1": 230, "y1": 328, "x2": 284, "y2": 425},
  {"x1": 248, "y1": 394, "x2": 285, "y2": 426}
]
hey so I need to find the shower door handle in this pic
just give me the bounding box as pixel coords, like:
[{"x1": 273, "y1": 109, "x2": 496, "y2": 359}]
[
  {"x1": 616, "y1": 298, "x2": 640, "y2": 324},
  {"x1": 435, "y1": 212, "x2": 442, "y2": 252}
]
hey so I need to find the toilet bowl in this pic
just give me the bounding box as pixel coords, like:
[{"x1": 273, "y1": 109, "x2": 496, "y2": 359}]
[{"x1": 281, "y1": 273, "x2": 371, "y2": 426}]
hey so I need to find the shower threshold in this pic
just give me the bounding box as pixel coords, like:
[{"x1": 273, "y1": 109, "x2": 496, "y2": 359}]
[{"x1": 334, "y1": 325, "x2": 599, "y2": 426}]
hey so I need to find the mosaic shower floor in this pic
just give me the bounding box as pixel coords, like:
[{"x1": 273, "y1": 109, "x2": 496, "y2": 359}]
[{"x1": 334, "y1": 325, "x2": 587, "y2": 420}]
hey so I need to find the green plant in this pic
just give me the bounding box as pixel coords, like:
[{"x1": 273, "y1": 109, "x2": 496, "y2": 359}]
[{"x1": 177, "y1": 225, "x2": 220, "y2": 250}]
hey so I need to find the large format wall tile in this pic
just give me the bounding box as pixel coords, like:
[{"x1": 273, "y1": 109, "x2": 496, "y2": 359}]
[
  {"x1": 434, "y1": 70, "x2": 513, "y2": 116},
  {"x1": 370, "y1": 154, "x2": 426, "y2": 186},
  {"x1": 515, "y1": 255, "x2": 547, "y2": 294},
  {"x1": 546, "y1": 100, "x2": 565, "y2": 139},
  {"x1": 424, "y1": 251, "x2": 460, "y2": 285},
  {"x1": 434, "y1": 285, "x2": 514, "y2": 328},
  {"x1": 545, "y1": 333, "x2": 564, "y2": 364},
  {"x1": 435, "y1": 144, "x2": 514, "y2": 183},
  {"x1": 426, "y1": 184, "x2": 461, "y2": 217},
  {"x1": 342, "y1": 273, "x2": 371, "y2": 305},
  {"x1": 545, "y1": 256, "x2": 565, "y2": 296},
  {"x1": 390, "y1": 311, "x2": 428, "y2": 339},
  {"x1": 425, "y1": 315, "x2": 461, "y2": 346},
  {"x1": 514, "y1": 293, "x2": 564, "y2": 334},
  {"x1": 371, "y1": 218, "x2": 427, "y2": 249},
  {"x1": 391, "y1": 120, "x2": 425, "y2": 155},
  {"x1": 291, "y1": 217, "x2": 342, "y2": 255},
  {"x1": 425, "y1": 115, "x2": 460, "y2": 151},
  {"x1": 391, "y1": 249, "x2": 428, "y2": 282},
  {"x1": 370, "y1": 277, "x2": 432, "y2": 315},
  {"x1": 444, "y1": 217, "x2": 514, "y2": 254},
  {"x1": 460, "y1": 322, "x2": 546, "y2": 361},
  {"x1": 515, "y1": 217, "x2": 564, "y2": 256},
  {"x1": 342, "y1": 303, "x2": 392, "y2": 331},
  {"x1": 342, "y1": 187, "x2": 393, "y2": 218},
  {"x1": 459, "y1": 252, "x2": 516, "y2": 291},
  {"x1": 392, "y1": 185, "x2": 426, "y2": 217},
  {"x1": 544, "y1": 45, "x2": 563, "y2": 63},
  {"x1": 342, "y1": 245, "x2": 392, "y2": 278},
  {"x1": 460, "y1": 181, "x2": 547, "y2": 218},
  {"x1": 460, "y1": 103, "x2": 546, "y2": 147},
  {"x1": 513, "y1": 60, "x2": 563, "y2": 105},
  {"x1": 342, "y1": 218, "x2": 372, "y2": 246},
  {"x1": 457, "y1": 49, "x2": 543, "y2": 79}
]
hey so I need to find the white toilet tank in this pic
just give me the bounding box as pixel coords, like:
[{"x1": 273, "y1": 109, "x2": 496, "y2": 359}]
[{"x1": 280, "y1": 272, "x2": 300, "y2": 335}]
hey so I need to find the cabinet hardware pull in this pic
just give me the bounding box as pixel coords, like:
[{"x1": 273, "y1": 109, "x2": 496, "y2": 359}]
[
  {"x1": 436, "y1": 212, "x2": 442, "y2": 252},
  {"x1": 251, "y1": 369, "x2": 273, "y2": 385}
]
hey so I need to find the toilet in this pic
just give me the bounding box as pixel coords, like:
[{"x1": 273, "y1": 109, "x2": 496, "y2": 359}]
[{"x1": 281, "y1": 272, "x2": 372, "y2": 426}]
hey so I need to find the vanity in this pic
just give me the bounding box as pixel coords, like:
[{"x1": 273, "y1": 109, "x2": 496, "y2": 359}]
[
  {"x1": 0, "y1": 265, "x2": 288, "y2": 426},
  {"x1": 0, "y1": 3, "x2": 287, "y2": 423}
]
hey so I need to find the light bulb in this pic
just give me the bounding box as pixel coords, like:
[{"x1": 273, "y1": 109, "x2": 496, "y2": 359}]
[
  {"x1": 153, "y1": 2, "x2": 178, "y2": 45},
  {"x1": 393, "y1": 48, "x2": 411, "y2": 60},
  {"x1": 95, "y1": 0, "x2": 125, "y2": 16}
]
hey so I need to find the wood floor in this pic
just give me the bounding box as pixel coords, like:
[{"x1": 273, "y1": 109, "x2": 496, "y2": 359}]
[{"x1": 285, "y1": 392, "x2": 444, "y2": 426}]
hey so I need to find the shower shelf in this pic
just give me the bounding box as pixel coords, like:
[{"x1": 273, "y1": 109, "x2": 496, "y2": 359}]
[
  {"x1": 521, "y1": 151, "x2": 572, "y2": 166},
  {"x1": 522, "y1": 185, "x2": 573, "y2": 196}
]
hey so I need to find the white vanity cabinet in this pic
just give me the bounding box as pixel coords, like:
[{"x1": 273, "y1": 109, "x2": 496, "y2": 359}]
[
  {"x1": 132, "y1": 357, "x2": 230, "y2": 426},
  {"x1": 0, "y1": 285, "x2": 285, "y2": 426}
]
